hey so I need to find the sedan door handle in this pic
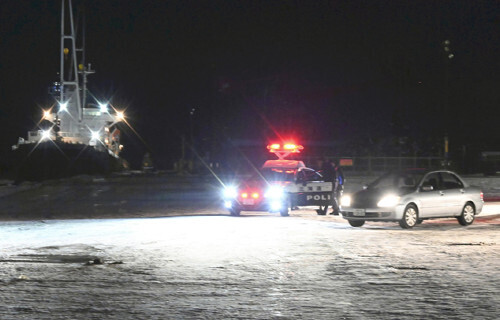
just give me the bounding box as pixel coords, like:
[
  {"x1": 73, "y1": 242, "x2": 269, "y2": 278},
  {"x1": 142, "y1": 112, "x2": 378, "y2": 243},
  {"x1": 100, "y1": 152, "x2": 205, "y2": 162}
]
[
  {"x1": 439, "y1": 191, "x2": 445, "y2": 196},
  {"x1": 460, "y1": 189, "x2": 465, "y2": 194}
]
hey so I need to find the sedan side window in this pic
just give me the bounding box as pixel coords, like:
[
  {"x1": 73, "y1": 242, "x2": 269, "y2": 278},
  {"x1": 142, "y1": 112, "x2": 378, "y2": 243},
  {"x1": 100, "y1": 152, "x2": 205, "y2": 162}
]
[
  {"x1": 421, "y1": 173, "x2": 440, "y2": 191},
  {"x1": 440, "y1": 172, "x2": 464, "y2": 189}
]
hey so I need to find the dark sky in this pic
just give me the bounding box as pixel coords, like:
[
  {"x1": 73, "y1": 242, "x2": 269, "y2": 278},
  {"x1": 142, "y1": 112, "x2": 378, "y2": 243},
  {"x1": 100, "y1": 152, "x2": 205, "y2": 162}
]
[{"x1": 1, "y1": 0, "x2": 499, "y2": 167}]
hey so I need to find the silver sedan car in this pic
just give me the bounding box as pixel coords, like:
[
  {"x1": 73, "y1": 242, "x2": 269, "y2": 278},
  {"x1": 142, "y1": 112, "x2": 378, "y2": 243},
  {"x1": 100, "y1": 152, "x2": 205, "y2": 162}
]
[{"x1": 340, "y1": 169, "x2": 484, "y2": 228}]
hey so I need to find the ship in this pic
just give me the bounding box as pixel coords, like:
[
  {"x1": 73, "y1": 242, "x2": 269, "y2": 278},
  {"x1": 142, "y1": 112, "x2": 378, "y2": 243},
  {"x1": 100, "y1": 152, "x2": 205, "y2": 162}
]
[{"x1": 11, "y1": 0, "x2": 125, "y2": 181}]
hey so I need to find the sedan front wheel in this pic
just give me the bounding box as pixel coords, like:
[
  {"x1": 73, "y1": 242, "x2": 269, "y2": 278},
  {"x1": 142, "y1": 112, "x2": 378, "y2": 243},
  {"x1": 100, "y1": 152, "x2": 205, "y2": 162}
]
[
  {"x1": 348, "y1": 220, "x2": 365, "y2": 227},
  {"x1": 399, "y1": 204, "x2": 418, "y2": 229}
]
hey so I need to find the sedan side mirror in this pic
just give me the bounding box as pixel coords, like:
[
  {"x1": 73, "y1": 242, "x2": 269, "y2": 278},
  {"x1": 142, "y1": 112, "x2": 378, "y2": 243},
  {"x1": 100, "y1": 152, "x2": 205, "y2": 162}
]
[{"x1": 421, "y1": 185, "x2": 434, "y2": 192}]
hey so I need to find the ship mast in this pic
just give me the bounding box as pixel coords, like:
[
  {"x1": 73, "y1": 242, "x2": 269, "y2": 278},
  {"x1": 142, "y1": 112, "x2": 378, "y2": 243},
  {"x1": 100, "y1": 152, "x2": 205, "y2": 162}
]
[
  {"x1": 60, "y1": 0, "x2": 82, "y2": 121},
  {"x1": 15, "y1": 0, "x2": 124, "y2": 157}
]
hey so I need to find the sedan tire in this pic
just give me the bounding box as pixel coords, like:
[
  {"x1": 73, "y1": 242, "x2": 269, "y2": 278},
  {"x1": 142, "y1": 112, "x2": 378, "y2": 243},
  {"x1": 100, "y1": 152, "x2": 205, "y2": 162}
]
[
  {"x1": 399, "y1": 204, "x2": 418, "y2": 229},
  {"x1": 348, "y1": 220, "x2": 365, "y2": 227},
  {"x1": 229, "y1": 208, "x2": 241, "y2": 216},
  {"x1": 457, "y1": 203, "x2": 475, "y2": 226}
]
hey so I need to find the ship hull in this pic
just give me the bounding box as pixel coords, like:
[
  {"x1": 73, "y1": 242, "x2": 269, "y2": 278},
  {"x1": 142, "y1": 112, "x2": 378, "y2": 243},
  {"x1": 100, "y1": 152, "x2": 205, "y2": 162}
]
[{"x1": 12, "y1": 141, "x2": 122, "y2": 182}]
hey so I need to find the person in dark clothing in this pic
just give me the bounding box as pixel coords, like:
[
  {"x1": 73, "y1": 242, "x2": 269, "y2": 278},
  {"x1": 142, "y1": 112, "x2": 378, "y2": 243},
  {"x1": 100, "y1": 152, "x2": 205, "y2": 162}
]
[
  {"x1": 320, "y1": 158, "x2": 335, "y2": 183},
  {"x1": 320, "y1": 158, "x2": 344, "y2": 215},
  {"x1": 330, "y1": 160, "x2": 344, "y2": 215}
]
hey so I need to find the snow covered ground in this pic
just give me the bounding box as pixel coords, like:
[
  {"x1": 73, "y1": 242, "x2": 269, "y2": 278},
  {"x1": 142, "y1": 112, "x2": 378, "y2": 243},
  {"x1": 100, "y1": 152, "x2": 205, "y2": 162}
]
[
  {"x1": 0, "y1": 213, "x2": 498, "y2": 319},
  {"x1": 0, "y1": 172, "x2": 498, "y2": 319}
]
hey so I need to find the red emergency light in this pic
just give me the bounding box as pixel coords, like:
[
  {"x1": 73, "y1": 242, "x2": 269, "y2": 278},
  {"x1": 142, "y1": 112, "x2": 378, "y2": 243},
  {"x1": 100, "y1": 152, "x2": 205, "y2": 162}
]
[{"x1": 267, "y1": 143, "x2": 303, "y2": 154}]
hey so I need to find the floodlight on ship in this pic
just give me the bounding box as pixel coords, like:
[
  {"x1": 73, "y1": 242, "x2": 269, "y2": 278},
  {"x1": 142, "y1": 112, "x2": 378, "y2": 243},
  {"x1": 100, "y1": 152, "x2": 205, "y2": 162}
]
[
  {"x1": 41, "y1": 130, "x2": 52, "y2": 141},
  {"x1": 90, "y1": 130, "x2": 100, "y2": 141},
  {"x1": 59, "y1": 101, "x2": 68, "y2": 112},
  {"x1": 43, "y1": 110, "x2": 53, "y2": 121},
  {"x1": 116, "y1": 111, "x2": 125, "y2": 121},
  {"x1": 99, "y1": 102, "x2": 108, "y2": 113}
]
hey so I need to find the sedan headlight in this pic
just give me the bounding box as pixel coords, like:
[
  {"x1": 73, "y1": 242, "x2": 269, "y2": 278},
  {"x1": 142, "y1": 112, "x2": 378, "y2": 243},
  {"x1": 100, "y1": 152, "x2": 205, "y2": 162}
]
[
  {"x1": 223, "y1": 186, "x2": 238, "y2": 199},
  {"x1": 265, "y1": 186, "x2": 284, "y2": 199},
  {"x1": 377, "y1": 194, "x2": 400, "y2": 207},
  {"x1": 340, "y1": 195, "x2": 351, "y2": 207}
]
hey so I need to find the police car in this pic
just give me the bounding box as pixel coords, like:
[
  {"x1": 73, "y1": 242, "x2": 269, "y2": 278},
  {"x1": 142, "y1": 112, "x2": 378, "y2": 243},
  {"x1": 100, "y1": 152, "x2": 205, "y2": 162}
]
[{"x1": 222, "y1": 143, "x2": 333, "y2": 216}]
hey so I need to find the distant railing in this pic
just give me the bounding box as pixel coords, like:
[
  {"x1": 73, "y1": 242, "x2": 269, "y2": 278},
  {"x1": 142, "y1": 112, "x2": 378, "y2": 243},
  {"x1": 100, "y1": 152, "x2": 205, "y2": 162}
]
[{"x1": 302, "y1": 156, "x2": 445, "y2": 174}]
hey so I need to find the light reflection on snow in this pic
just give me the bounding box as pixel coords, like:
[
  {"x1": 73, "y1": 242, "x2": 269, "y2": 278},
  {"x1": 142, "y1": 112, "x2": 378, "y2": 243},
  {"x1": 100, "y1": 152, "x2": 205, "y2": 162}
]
[{"x1": 0, "y1": 215, "x2": 499, "y2": 319}]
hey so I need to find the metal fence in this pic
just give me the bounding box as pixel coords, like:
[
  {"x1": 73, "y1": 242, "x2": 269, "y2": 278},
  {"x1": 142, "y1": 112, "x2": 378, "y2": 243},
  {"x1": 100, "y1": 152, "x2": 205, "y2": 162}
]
[{"x1": 303, "y1": 156, "x2": 445, "y2": 174}]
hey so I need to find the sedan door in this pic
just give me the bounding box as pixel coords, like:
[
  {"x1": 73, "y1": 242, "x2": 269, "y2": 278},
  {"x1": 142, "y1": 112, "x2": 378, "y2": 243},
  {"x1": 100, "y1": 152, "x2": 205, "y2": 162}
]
[
  {"x1": 417, "y1": 173, "x2": 446, "y2": 217},
  {"x1": 439, "y1": 172, "x2": 466, "y2": 215}
]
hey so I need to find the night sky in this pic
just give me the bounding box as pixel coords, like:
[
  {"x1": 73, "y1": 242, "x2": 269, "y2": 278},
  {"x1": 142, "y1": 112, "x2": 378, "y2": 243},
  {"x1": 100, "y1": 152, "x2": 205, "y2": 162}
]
[{"x1": 1, "y1": 0, "x2": 499, "y2": 169}]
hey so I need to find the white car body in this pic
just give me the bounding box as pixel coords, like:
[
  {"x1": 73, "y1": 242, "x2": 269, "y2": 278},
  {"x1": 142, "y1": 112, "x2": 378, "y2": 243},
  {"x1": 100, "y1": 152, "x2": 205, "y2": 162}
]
[{"x1": 341, "y1": 169, "x2": 484, "y2": 228}]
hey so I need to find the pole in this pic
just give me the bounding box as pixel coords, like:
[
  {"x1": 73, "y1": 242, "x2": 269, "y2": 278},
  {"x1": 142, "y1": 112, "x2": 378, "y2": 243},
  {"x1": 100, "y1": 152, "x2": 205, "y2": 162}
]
[{"x1": 442, "y1": 40, "x2": 454, "y2": 168}]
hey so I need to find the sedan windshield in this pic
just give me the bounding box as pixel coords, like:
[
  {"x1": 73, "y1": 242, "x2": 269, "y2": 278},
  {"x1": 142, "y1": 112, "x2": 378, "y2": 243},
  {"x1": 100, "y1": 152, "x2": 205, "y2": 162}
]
[{"x1": 368, "y1": 171, "x2": 425, "y2": 190}]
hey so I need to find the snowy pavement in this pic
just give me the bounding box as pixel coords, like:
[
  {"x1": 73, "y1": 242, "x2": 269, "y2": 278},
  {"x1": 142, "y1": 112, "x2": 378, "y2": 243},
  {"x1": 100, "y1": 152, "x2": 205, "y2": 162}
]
[
  {"x1": 0, "y1": 211, "x2": 498, "y2": 319},
  {"x1": 0, "y1": 172, "x2": 498, "y2": 319},
  {"x1": 479, "y1": 202, "x2": 500, "y2": 216}
]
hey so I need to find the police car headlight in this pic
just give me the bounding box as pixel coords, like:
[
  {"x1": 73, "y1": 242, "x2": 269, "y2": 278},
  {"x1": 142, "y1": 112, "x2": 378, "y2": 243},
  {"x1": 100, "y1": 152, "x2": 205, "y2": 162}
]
[
  {"x1": 270, "y1": 201, "x2": 282, "y2": 211},
  {"x1": 265, "y1": 186, "x2": 284, "y2": 199},
  {"x1": 377, "y1": 194, "x2": 400, "y2": 207},
  {"x1": 223, "y1": 186, "x2": 238, "y2": 199},
  {"x1": 340, "y1": 195, "x2": 351, "y2": 207}
]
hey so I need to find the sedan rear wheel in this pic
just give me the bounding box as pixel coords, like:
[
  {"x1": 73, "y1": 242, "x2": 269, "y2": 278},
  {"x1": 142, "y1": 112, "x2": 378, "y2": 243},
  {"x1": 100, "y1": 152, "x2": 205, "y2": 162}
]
[
  {"x1": 399, "y1": 204, "x2": 418, "y2": 229},
  {"x1": 348, "y1": 220, "x2": 365, "y2": 227},
  {"x1": 457, "y1": 203, "x2": 475, "y2": 226}
]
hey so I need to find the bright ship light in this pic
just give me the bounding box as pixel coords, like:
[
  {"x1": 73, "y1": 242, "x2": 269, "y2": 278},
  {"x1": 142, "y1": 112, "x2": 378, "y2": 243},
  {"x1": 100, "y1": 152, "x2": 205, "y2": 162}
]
[
  {"x1": 43, "y1": 110, "x2": 52, "y2": 120},
  {"x1": 41, "y1": 130, "x2": 51, "y2": 140},
  {"x1": 59, "y1": 102, "x2": 68, "y2": 112},
  {"x1": 116, "y1": 111, "x2": 125, "y2": 121},
  {"x1": 99, "y1": 102, "x2": 108, "y2": 113},
  {"x1": 90, "y1": 131, "x2": 100, "y2": 141}
]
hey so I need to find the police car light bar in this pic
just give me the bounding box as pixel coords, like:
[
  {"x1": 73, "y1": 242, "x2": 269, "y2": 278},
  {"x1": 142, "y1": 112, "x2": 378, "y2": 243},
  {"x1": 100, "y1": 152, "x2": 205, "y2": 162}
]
[
  {"x1": 267, "y1": 143, "x2": 304, "y2": 160},
  {"x1": 267, "y1": 143, "x2": 303, "y2": 153}
]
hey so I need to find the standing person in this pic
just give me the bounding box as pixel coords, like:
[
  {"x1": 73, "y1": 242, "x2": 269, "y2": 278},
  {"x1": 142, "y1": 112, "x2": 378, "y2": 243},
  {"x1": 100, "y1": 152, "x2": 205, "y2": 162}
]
[
  {"x1": 317, "y1": 158, "x2": 344, "y2": 215},
  {"x1": 330, "y1": 159, "x2": 344, "y2": 215}
]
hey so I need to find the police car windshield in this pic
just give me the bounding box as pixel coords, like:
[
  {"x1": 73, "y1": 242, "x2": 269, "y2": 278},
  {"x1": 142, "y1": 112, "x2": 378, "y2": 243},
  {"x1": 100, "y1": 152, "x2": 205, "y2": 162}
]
[
  {"x1": 368, "y1": 171, "x2": 425, "y2": 190},
  {"x1": 260, "y1": 168, "x2": 296, "y2": 182}
]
